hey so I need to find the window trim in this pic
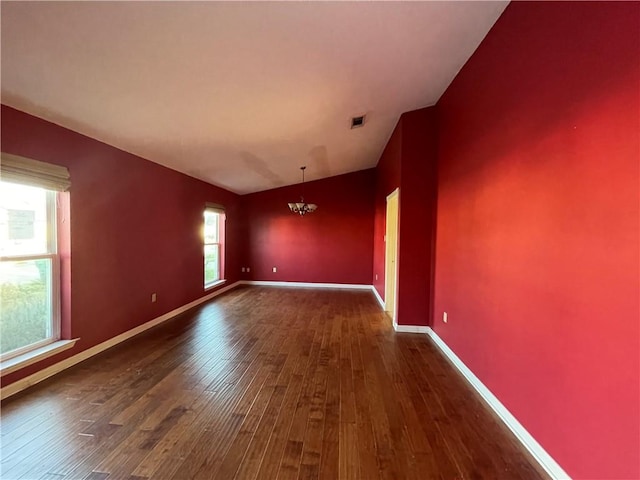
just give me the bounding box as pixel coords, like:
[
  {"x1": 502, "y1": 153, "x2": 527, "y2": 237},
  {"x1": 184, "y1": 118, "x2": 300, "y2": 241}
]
[
  {"x1": 0, "y1": 252, "x2": 61, "y2": 362},
  {"x1": 203, "y1": 206, "x2": 225, "y2": 289},
  {"x1": 205, "y1": 279, "x2": 227, "y2": 291},
  {"x1": 0, "y1": 184, "x2": 61, "y2": 362},
  {"x1": 0, "y1": 338, "x2": 78, "y2": 377}
]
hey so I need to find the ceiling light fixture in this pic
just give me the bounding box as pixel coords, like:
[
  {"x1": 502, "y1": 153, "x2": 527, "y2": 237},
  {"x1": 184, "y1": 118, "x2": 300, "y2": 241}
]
[{"x1": 288, "y1": 166, "x2": 317, "y2": 216}]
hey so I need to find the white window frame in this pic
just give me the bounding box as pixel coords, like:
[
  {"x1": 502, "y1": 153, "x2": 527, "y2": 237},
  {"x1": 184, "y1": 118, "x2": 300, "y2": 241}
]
[
  {"x1": 204, "y1": 205, "x2": 225, "y2": 289},
  {"x1": 0, "y1": 187, "x2": 61, "y2": 361}
]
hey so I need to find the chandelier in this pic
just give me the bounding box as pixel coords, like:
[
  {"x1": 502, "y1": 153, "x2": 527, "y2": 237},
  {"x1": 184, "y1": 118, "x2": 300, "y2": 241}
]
[{"x1": 288, "y1": 166, "x2": 317, "y2": 216}]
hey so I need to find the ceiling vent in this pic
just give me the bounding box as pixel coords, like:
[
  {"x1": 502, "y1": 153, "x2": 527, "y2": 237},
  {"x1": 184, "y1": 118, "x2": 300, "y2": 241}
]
[{"x1": 351, "y1": 115, "x2": 366, "y2": 129}]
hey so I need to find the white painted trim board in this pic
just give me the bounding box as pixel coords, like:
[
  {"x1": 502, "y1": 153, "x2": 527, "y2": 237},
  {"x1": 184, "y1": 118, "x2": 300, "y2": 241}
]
[
  {"x1": 240, "y1": 280, "x2": 372, "y2": 290},
  {"x1": 372, "y1": 286, "x2": 385, "y2": 309},
  {"x1": 393, "y1": 324, "x2": 430, "y2": 334},
  {"x1": 1, "y1": 339, "x2": 78, "y2": 377}
]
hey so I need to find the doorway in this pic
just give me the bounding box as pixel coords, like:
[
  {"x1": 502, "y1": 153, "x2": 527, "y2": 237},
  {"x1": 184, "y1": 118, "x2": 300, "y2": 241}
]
[{"x1": 385, "y1": 188, "x2": 399, "y2": 324}]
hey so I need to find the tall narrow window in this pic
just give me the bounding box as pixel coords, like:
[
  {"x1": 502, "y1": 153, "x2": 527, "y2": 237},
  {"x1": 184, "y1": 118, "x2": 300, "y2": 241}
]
[
  {"x1": 203, "y1": 204, "x2": 225, "y2": 288},
  {"x1": 0, "y1": 153, "x2": 70, "y2": 360}
]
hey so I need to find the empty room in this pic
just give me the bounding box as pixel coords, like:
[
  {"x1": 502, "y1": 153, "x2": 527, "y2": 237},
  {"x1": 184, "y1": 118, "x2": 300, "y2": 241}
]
[{"x1": 0, "y1": 1, "x2": 638, "y2": 479}]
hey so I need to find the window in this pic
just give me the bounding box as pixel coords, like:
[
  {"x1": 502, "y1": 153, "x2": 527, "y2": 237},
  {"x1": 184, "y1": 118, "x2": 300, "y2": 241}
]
[
  {"x1": 1, "y1": 153, "x2": 69, "y2": 361},
  {"x1": 204, "y1": 204, "x2": 225, "y2": 287}
]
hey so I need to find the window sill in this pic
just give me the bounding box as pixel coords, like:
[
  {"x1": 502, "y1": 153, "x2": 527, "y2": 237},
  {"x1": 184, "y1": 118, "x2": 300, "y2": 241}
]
[
  {"x1": 205, "y1": 279, "x2": 227, "y2": 291},
  {"x1": 0, "y1": 339, "x2": 79, "y2": 377}
]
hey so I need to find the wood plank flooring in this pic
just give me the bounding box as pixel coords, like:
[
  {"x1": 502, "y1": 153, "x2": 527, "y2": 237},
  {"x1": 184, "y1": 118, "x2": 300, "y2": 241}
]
[{"x1": 0, "y1": 286, "x2": 549, "y2": 479}]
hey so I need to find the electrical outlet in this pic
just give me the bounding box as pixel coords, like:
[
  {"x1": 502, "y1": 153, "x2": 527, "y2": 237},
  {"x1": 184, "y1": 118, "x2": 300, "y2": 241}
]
[
  {"x1": 241, "y1": 267, "x2": 245, "y2": 272},
  {"x1": 272, "y1": 267, "x2": 277, "y2": 273},
  {"x1": 443, "y1": 311, "x2": 448, "y2": 323},
  {"x1": 247, "y1": 267, "x2": 250, "y2": 272},
  {"x1": 375, "y1": 274, "x2": 378, "y2": 280},
  {"x1": 151, "y1": 293, "x2": 157, "y2": 303}
]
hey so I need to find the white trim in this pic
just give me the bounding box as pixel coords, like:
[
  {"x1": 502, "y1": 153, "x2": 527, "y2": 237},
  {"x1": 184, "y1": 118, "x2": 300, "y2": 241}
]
[
  {"x1": 240, "y1": 280, "x2": 372, "y2": 290},
  {"x1": 384, "y1": 187, "x2": 400, "y2": 324},
  {"x1": 393, "y1": 324, "x2": 429, "y2": 334},
  {"x1": 205, "y1": 279, "x2": 226, "y2": 290},
  {"x1": 372, "y1": 286, "x2": 385, "y2": 309},
  {"x1": 0, "y1": 281, "x2": 241, "y2": 400},
  {"x1": 425, "y1": 327, "x2": 571, "y2": 480},
  {"x1": 385, "y1": 188, "x2": 400, "y2": 201},
  {"x1": 1, "y1": 339, "x2": 78, "y2": 376}
]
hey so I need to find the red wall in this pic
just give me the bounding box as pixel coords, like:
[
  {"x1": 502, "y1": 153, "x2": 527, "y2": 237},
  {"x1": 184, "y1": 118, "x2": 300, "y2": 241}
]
[
  {"x1": 373, "y1": 108, "x2": 438, "y2": 326},
  {"x1": 433, "y1": 2, "x2": 639, "y2": 478},
  {"x1": 1, "y1": 105, "x2": 242, "y2": 387},
  {"x1": 3, "y1": 3, "x2": 638, "y2": 476},
  {"x1": 373, "y1": 121, "x2": 402, "y2": 297},
  {"x1": 243, "y1": 169, "x2": 375, "y2": 285},
  {"x1": 396, "y1": 108, "x2": 438, "y2": 326}
]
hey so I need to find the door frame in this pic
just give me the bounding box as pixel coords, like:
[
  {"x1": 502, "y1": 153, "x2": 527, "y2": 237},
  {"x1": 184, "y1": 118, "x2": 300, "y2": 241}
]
[{"x1": 384, "y1": 188, "x2": 399, "y2": 326}]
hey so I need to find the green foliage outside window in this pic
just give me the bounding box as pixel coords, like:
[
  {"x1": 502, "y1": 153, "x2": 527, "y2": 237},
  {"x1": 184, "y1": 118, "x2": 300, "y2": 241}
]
[{"x1": 0, "y1": 280, "x2": 48, "y2": 355}]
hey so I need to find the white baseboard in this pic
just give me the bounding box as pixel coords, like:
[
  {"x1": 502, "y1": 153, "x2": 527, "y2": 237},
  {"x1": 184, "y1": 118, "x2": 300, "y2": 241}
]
[
  {"x1": 393, "y1": 324, "x2": 430, "y2": 333},
  {"x1": 0, "y1": 281, "x2": 241, "y2": 401},
  {"x1": 240, "y1": 280, "x2": 372, "y2": 290},
  {"x1": 425, "y1": 327, "x2": 571, "y2": 480},
  {"x1": 241, "y1": 283, "x2": 387, "y2": 314},
  {"x1": 372, "y1": 286, "x2": 385, "y2": 309}
]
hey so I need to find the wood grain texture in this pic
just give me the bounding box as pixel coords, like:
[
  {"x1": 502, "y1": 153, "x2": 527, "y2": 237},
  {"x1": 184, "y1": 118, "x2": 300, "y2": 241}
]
[{"x1": 0, "y1": 286, "x2": 549, "y2": 479}]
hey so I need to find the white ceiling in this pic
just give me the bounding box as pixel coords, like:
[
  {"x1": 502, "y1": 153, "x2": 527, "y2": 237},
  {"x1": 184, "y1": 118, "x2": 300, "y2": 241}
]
[{"x1": 1, "y1": 1, "x2": 508, "y2": 194}]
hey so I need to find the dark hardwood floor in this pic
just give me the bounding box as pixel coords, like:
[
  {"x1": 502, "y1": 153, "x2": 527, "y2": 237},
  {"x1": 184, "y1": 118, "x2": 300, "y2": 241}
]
[{"x1": 0, "y1": 286, "x2": 548, "y2": 480}]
